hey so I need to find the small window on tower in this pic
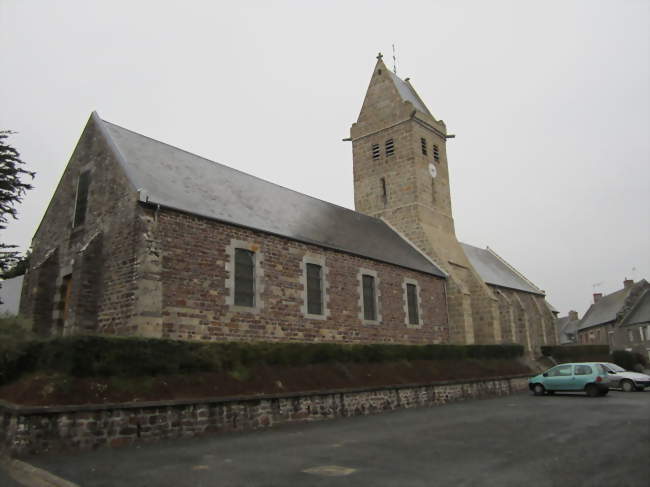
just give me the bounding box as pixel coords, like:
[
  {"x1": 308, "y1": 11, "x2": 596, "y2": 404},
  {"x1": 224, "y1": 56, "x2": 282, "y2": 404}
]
[
  {"x1": 421, "y1": 138, "x2": 427, "y2": 156},
  {"x1": 433, "y1": 144, "x2": 440, "y2": 162},
  {"x1": 371, "y1": 143, "x2": 380, "y2": 160},
  {"x1": 385, "y1": 138, "x2": 394, "y2": 157},
  {"x1": 380, "y1": 177, "x2": 387, "y2": 205}
]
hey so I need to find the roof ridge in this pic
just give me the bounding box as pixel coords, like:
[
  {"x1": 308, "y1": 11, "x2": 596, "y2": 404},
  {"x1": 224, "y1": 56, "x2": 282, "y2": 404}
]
[{"x1": 101, "y1": 118, "x2": 383, "y2": 224}]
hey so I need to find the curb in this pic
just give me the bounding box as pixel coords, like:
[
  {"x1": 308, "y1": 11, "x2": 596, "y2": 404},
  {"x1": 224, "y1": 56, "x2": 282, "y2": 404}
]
[{"x1": 0, "y1": 456, "x2": 78, "y2": 487}]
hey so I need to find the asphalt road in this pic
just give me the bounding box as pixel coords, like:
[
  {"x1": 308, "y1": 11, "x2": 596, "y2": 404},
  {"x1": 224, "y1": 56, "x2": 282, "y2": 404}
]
[{"x1": 18, "y1": 391, "x2": 650, "y2": 487}]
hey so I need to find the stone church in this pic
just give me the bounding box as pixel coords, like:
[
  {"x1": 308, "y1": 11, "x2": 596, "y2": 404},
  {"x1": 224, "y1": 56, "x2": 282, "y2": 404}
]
[{"x1": 20, "y1": 55, "x2": 557, "y2": 352}]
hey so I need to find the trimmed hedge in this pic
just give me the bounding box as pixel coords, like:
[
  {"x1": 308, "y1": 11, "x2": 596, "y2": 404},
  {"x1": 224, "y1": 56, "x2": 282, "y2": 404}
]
[
  {"x1": 0, "y1": 336, "x2": 524, "y2": 384},
  {"x1": 540, "y1": 345, "x2": 610, "y2": 362}
]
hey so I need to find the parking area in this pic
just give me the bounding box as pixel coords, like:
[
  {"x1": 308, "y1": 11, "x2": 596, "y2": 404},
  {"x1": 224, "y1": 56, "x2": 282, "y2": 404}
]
[{"x1": 14, "y1": 390, "x2": 650, "y2": 487}]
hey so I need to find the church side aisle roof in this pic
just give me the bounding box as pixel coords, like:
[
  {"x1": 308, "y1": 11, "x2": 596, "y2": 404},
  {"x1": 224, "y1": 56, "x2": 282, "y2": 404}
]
[
  {"x1": 99, "y1": 115, "x2": 445, "y2": 278},
  {"x1": 460, "y1": 243, "x2": 544, "y2": 295}
]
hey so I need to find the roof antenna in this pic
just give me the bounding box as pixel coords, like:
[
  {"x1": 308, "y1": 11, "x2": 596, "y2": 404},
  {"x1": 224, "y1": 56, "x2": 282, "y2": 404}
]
[{"x1": 392, "y1": 44, "x2": 397, "y2": 74}]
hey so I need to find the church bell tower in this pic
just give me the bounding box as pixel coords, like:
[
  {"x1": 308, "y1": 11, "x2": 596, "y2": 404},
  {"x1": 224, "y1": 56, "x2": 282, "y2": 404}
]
[{"x1": 349, "y1": 54, "x2": 503, "y2": 345}]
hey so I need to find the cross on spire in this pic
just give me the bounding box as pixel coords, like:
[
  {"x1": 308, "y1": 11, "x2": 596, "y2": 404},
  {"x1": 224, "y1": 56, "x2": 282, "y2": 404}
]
[{"x1": 376, "y1": 52, "x2": 383, "y2": 61}]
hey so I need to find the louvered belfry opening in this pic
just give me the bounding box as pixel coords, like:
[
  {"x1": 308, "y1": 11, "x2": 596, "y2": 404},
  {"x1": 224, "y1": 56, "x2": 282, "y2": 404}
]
[
  {"x1": 306, "y1": 263, "x2": 323, "y2": 315},
  {"x1": 371, "y1": 143, "x2": 380, "y2": 160},
  {"x1": 385, "y1": 138, "x2": 394, "y2": 157},
  {"x1": 362, "y1": 274, "x2": 376, "y2": 320},
  {"x1": 406, "y1": 283, "x2": 419, "y2": 324},
  {"x1": 234, "y1": 248, "x2": 255, "y2": 307},
  {"x1": 433, "y1": 144, "x2": 440, "y2": 162},
  {"x1": 420, "y1": 137, "x2": 427, "y2": 156}
]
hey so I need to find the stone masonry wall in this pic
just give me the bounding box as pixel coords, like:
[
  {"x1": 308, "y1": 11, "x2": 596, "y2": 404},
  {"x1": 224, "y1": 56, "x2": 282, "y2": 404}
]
[
  {"x1": 155, "y1": 208, "x2": 449, "y2": 345},
  {"x1": 20, "y1": 115, "x2": 141, "y2": 337},
  {"x1": 0, "y1": 376, "x2": 530, "y2": 456}
]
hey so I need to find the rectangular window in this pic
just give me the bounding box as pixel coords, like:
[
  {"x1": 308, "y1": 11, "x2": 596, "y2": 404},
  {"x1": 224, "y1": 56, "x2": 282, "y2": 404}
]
[
  {"x1": 420, "y1": 137, "x2": 427, "y2": 155},
  {"x1": 433, "y1": 144, "x2": 440, "y2": 162},
  {"x1": 234, "y1": 248, "x2": 255, "y2": 307},
  {"x1": 640, "y1": 327, "x2": 646, "y2": 342},
  {"x1": 306, "y1": 263, "x2": 323, "y2": 315},
  {"x1": 406, "y1": 283, "x2": 419, "y2": 325},
  {"x1": 371, "y1": 143, "x2": 380, "y2": 160},
  {"x1": 385, "y1": 138, "x2": 394, "y2": 157},
  {"x1": 73, "y1": 171, "x2": 91, "y2": 227},
  {"x1": 380, "y1": 177, "x2": 387, "y2": 205},
  {"x1": 362, "y1": 274, "x2": 377, "y2": 321},
  {"x1": 628, "y1": 329, "x2": 634, "y2": 342}
]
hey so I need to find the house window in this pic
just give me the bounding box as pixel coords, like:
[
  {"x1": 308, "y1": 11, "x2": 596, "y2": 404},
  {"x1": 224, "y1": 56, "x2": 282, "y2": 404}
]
[
  {"x1": 362, "y1": 274, "x2": 377, "y2": 321},
  {"x1": 646, "y1": 325, "x2": 650, "y2": 341},
  {"x1": 406, "y1": 283, "x2": 419, "y2": 325},
  {"x1": 385, "y1": 138, "x2": 394, "y2": 157},
  {"x1": 627, "y1": 329, "x2": 634, "y2": 343},
  {"x1": 420, "y1": 137, "x2": 427, "y2": 155},
  {"x1": 371, "y1": 143, "x2": 380, "y2": 160},
  {"x1": 306, "y1": 263, "x2": 323, "y2": 315},
  {"x1": 640, "y1": 327, "x2": 646, "y2": 342},
  {"x1": 433, "y1": 144, "x2": 440, "y2": 162},
  {"x1": 73, "y1": 171, "x2": 91, "y2": 227},
  {"x1": 234, "y1": 248, "x2": 255, "y2": 307}
]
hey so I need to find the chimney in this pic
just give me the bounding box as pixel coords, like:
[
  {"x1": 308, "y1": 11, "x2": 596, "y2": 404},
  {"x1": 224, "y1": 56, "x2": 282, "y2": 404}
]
[
  {"x1": 568, "y1": 310, "x2": 579, "y2": 321},
  {"x1": 623, "y1": 278, "x2": 634, "y2": 289},
  {"x1": 593, "y1": 293, "x2": 603, "y2": 303}
]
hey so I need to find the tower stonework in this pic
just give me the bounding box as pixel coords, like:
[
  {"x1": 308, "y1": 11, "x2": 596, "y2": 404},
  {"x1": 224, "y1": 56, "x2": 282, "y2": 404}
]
[{"x1": 350, "y1": 56, "x2": 503, "y2": 345}]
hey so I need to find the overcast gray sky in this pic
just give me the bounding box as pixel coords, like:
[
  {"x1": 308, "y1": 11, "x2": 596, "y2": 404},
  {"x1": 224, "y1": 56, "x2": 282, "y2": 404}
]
[{"x1": 2, "y1": 0, "x2": 648, "y2": 317}]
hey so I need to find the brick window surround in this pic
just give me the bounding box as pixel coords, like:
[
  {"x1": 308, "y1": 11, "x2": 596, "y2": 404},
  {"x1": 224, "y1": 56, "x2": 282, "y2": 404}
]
[
  {"x1": 225, "y1": 239, "x2": 265, "y2": 313},
  {"x1": 300, "y1": 254, "x2": 330, "y2": 320},
  {"x1": 402, "y1": 278, "x2": 423, "y2": 328},
  {"x1": 357, "y1": 268, "x2": 382, "y2": 325}
]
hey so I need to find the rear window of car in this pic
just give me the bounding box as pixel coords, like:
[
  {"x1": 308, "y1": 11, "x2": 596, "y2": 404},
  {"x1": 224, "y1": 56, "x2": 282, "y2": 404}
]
[{"x1": 574, "y1": 365, "x2": 593, "y2": 375}]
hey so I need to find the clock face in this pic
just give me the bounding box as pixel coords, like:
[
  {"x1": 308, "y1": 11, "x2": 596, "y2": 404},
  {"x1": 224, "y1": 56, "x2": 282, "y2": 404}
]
[{"x1": 429, "y1": 163, "x2": 437, "y2": 178}]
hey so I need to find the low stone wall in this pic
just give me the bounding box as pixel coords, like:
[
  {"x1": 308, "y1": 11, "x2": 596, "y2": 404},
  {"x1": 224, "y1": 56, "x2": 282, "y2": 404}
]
[{"x1": 0, "y1": 376, "x2": 529, "y2": 456}]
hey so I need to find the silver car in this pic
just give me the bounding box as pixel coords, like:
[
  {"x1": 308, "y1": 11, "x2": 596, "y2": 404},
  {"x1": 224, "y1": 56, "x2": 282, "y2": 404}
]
[{"x1": 599, "y1": 362, "x2": 650, "y2": 392}]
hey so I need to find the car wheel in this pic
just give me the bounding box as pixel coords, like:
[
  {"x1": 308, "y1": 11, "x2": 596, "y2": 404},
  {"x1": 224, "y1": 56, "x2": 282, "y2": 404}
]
[
  {"x1": 621, "y1": 380, "x2": 635, "y2": 392},
  {"x1": 585, "y1": 384, "x2": 600, "y2": 397},
  {"x1": 533, "y1": 384, "x2": 545, "y2": 396}
]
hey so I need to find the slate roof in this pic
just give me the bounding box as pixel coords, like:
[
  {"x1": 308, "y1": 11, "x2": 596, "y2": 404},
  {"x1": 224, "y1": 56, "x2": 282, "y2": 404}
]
[
  {"x1": 556, "y1": 315, "x2": 580, "y2": 344},
  {"x1": 460, "y1": 243, "x2": 544, "y2": 295},
  {"x1": 622, "y1": 289, "x2": 650, "y2": 326},
  {"x1": 578, "y1": 284, "x2": 638, "y2": 331},
  {"x1": 96, "y1": 113, "x2": 446, "y2": 278},
  {"x1": 388, "y1": 71, "x2": 433, "y2": 117}
]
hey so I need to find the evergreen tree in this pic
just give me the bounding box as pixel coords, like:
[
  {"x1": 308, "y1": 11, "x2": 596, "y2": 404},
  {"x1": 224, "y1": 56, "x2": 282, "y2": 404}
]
[{"x1": 1, "y1": 130, "x2": 35, "y2": 277}]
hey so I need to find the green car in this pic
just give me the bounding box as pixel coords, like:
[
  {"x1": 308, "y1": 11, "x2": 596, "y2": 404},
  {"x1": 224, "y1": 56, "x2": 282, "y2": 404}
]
[{"x1": 528, "y1": 363, "x2": 610, "y2": 397}]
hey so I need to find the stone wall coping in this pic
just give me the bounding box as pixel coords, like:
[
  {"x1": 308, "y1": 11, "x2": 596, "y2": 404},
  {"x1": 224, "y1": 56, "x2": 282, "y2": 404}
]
[{"x1": 0, "y1": 374, "x2": 531, "y2": 416}]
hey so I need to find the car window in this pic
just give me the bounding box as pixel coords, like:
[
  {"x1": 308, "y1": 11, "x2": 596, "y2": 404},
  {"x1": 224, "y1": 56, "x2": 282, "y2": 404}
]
[
  {"x1": 548, "y1": 364, "x2": 573, "y2": 377},
  {"x1": 575, "y1": 365, "x2": 592, "y2": 375},
  {"x1": 596, "y1": 364, "x2": 609, "y2": 375},
  {"x1": 606, "y1": 363, "x2": 625, "y2": 373}
]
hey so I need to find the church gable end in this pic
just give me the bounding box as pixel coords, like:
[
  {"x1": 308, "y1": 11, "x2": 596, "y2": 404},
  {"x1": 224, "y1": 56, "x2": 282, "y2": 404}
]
[{"x1": 21, "y1": 113, "x2": 142, "y2": 337}]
